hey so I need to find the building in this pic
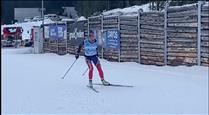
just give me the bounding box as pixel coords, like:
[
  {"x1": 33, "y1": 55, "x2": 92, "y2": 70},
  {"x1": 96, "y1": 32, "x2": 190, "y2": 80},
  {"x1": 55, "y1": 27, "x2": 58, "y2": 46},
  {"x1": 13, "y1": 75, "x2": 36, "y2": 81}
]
[{"x1": 14, "y1": 8, "x2": 44, "y2": 22}]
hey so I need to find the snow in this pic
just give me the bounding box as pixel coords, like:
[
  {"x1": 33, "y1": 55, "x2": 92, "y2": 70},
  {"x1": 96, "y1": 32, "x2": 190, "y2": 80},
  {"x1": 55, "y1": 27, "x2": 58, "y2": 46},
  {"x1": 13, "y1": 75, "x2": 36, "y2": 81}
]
[
  {"x1": 102, "y1": 3, "x2": 150, "y2": 16},
  {"x1": 2, "y1": 48, "x2": 208, "y2": 114},
  {"x1": 1, "y1": 19, "x2": 55, "y2": 40},
  {"x1": 61, "y1": 18, "x2": 74, "y2": 22},
  {"x1": 203, "y1": 2, "x2": 209, "y2": 6},
  {"x1": 78, "y1": 16, "x2": 87, "y2": 21}
]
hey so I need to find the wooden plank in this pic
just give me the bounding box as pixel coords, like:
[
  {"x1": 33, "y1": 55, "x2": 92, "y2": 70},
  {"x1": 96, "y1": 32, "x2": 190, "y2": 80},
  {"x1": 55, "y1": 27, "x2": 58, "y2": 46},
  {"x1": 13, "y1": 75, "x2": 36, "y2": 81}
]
[
  {"x1": 141, "y1": 12, "x2": 164, "y2": 16},
  {"x1": 120, "y1": 25, "x2": 138, "y2": 31},
  {"x1": 201, "y1": 30, "x2": 209, "y2": 37},
  {"x1": 103, "y1": 18, "x2": 118, "y2": 22},
  {"x1": 168, "y1": 47, "x2": 197, "y2": 53},
  {"x1": 89, "y1": 21, "x2": 101, "y2": 24},
  {"x1": 201, "y1": 47, "x2": 209, "y2": 53},
  {"x1": 140, "y1": 43, "x2": 164, "y2": 49},
  {"x1": 140, "y1": 21, "x2": 164, "y2": 26},
  {"x1": 120, "y1": 18, "x2": 138, "y2": 22},
  {"x1": 201, "y1": 52, "x2": 209, "y2": 58},
  {"x1": 167, "y1": 42, "x2": 197, "y2": 47},
  {"x1": 120, "y1": 20, "x2": 138, "y2": 26},
  {"x1": 167, "y1": 32, "x2": 197, "y2": 38},
  {"x1": 140, "y1": 48, "x2": 164, "y2": 53},
  {"x1": 140, "y1": 34, "x2": 164, "y2": 39},
  {"x1": 121, "y1": 34, "x2": 138, "y2": 38},
  {"x1": 167, "y1": 4, "x2": 197, "y2": 13},
  {"x1": 167, "y1": 57, "x2": 197, "y2": 63},
  {"x1": 201, "y1": 13, "x2": 209, "y2": 17},
  {"x1": 120, "y1": 58, "x2": 138, "y2": 62},
  {"x1": 103, "y1": 25, "x2": 118, "y2": 28},
  {"x1": 140, "y1": 29, "x2": 164, "y2": 35},
  {"x1": 103, "y1": 15, "x2": 118, "y2": 20},
  {"x1": 167, "y1": 17, "x2": 197, "y2": 23},
  {"x1": 121, "y1": 51, "x2": 138, "y2": 55},
  {"x1": 201, "y1": 23, "x2": 209, "y2": 29},
  {"x1": 140, "y1": 19, "x2": 164, "y2": 23},
  {"x1": 167, "y1": 52, "x2": 197, "y2": 57},
  {"x1": 167, "y1": 10, "x2": 197, "y2": 18},
  {"x1": 141, "y1": 56, "x2": 164, "y2": 62},
  {"x1": 141, "y1": 60, "x2": 165, "y2": 65},
  {"x1": 140, "y1": 41, "x2": 164, "y2": 45},
  {"x1": 167, "y1": 37, "x2": 197, "y2": 41},
  {"x1": 103, "y1": 21, "x2": 118, "y2": 25},
  {"x1": 202, "y1": 5, "x2": 209, "y2": 11},
  {"x1": 140, "y1": 51, "x2": 164, "y2": 56},
  {"x1": 167, "y1": 27, "x2": 197, "y2": 32},
  {"x1": 121, "y1": 42, "x2": 138, "y2": 46},
  {"x1": 140, "y1": 17, "x2": 164, "y2": 21},
  {"x1": 201, "y1": 42, "x2": 209, "y2": 47},
  {"x1": 201, "y1": 63, "x2": 209, "y2": 67},
  {"x1": 201, "y1": 17, "x2": 209, "y2": 23},
  {"x1": 140, "y1": 25, "x2": 164, "y2": 31},
  {"x1": 119, "y1": 15, "x2": 138, "y2": 20},
  {"x1": 140, "y1": 38, "x2": 164, "y2": 43},
  {"x1": 120, "y1": 55, "x2": 138, "y2": 58},
  {"x1": 120, "y1": 30, "x2": 138, "y2": 34},
  {"x1": 201, "y1": 36, "x2": 209, "y2": 41},
  {"x1": 168, "y1": 23, "x2": 198, "y2": 27},
  {"x1": 120, "y1": 39, "x2": 138, "y2": 42}
]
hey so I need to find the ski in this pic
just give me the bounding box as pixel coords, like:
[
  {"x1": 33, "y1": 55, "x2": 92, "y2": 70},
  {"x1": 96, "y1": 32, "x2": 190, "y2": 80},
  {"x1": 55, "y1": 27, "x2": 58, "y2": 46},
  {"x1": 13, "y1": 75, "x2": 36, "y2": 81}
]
[
  {"x1": 86, "y1": 86, "x2": 99, "y2": 93},
  {"x1": 93, "y1": 83, "x2": 134, "y2": 88}
]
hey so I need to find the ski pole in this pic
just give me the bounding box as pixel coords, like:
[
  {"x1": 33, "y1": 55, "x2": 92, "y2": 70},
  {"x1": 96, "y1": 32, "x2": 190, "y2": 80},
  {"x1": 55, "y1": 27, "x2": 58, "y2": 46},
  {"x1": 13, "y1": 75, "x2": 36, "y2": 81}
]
[
  {"x1": 62, "y1": 59, "x2": 77, "y2": 79},
  {"x1": 82, "y1": 68, "x2": 88, "y2": 76}
]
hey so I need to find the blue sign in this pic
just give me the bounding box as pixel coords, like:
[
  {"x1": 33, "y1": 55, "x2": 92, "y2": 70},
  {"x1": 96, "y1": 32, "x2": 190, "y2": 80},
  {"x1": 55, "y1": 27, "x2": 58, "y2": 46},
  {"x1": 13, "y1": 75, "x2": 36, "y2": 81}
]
[
  {"x1": 103, "y1": 30, "x2": 120, "y2": 49},
  {"x1": 49, "y1": 24, "x2": 66, "y2": 39}
]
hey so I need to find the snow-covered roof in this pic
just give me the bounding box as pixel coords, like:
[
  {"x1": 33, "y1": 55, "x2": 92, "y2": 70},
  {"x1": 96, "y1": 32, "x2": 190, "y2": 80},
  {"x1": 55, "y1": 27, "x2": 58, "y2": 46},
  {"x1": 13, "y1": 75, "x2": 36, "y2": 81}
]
[{"x1": 102, "y1": 3, "x2": 150, "y2": 16}]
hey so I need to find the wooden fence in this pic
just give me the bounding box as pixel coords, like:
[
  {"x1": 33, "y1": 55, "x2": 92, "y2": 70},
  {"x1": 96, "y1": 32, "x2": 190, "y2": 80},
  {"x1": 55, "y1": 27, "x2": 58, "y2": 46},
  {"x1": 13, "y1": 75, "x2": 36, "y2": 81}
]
[{"x1": 43, "y1": 2, "x2": 209, "y2": 66}]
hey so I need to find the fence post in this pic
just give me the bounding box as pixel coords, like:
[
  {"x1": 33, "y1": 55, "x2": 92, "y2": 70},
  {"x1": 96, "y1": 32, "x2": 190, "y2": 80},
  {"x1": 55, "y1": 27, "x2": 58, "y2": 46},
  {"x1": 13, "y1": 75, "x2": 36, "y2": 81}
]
[
  {"x1": 137, "y1": 9, "x2": 141, "y2": 63},
  {"x1": 197, "y1": 1, "x2": 202, "y2": 66},
  {"x1": 164, "y1": 2, "x2": 168, "y2": 65},
  {"x1": 88, "y1": 17, "x2": 90, "y2": 36},
  {"x1": 56, "y1": 23, "x2": 59, "y2": 53},
  {"x1": 101, "y1": 14, "x2": 104, "y2": 59},
  {"x1": 118, "y1": 15, "x2": 121, "y2": 62},
  {"x1": 65, "y1": 22, "x2": 68, "y2": 54}
]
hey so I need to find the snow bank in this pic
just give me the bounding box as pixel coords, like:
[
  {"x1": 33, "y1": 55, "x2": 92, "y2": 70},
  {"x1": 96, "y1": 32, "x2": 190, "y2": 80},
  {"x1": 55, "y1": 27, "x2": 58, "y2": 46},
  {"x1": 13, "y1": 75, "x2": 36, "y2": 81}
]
[
  {"x1": 102, "y1": 3, "x2": 150, "y2": 16},
  {"x1": 2, "y1": 47, "x2": 34, "y2": 54}
]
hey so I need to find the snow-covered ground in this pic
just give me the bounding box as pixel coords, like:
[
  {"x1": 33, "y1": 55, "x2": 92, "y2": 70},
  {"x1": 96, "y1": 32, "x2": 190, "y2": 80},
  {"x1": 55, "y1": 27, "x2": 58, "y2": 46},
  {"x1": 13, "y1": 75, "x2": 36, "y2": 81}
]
[{"x1": 2, "y1": 48, "x2": 208, "y2": 114}]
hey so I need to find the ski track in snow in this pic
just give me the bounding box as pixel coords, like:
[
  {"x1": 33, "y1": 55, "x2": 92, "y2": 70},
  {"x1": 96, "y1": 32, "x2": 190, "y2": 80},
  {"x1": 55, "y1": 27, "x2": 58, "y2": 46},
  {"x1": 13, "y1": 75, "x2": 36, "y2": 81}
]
[{"x1": 2, "y1": 48, "x2": 208, "y2": 114}]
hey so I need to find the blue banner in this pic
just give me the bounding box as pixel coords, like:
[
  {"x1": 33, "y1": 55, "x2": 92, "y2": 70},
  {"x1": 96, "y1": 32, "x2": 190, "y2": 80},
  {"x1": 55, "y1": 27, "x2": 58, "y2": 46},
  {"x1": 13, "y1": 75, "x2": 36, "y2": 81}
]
[
  {"x1": 103, "y1": 30, "x2": 120, "y2": 49},
  {"x1": 49, "y1": 24, "x2": 66, "y2": 39}
]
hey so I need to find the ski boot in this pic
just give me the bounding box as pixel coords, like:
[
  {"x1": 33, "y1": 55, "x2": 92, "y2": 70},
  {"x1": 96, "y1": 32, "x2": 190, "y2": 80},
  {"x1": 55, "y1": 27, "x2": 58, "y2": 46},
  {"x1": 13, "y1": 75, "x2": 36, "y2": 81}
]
[
  {"x1": 101, "y1": 79, "x2": 110, "y2": 86},
  {"x1": 88, "y1": 80, "x2": 93, "y2": 88}
]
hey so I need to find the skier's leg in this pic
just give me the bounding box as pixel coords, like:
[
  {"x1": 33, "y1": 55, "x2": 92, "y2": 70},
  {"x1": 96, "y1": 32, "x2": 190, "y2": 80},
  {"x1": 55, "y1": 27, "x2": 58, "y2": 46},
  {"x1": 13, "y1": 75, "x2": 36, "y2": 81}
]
[
  {"x1": 92, "y1": 56, "x2": 104, "y2": 80},
  {"x1": 85, "y1": 58, "x2": 93, "y2": 80}
]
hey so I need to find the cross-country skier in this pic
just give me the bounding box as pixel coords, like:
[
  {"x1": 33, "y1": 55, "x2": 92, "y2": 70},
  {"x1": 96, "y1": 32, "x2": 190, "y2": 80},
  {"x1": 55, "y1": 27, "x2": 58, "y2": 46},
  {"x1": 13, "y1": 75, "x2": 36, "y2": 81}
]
[{"x1": 75, "y1": 30, "x2": 110, "y2": 88}]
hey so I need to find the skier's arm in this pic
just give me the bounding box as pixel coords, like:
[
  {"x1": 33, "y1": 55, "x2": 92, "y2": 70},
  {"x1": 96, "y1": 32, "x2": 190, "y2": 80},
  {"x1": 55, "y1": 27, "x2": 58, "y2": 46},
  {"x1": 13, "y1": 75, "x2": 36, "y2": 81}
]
[
  {"x1": 76, "y1": 41, "x2": 84, "y2": 54},
  {"x1": 75, "y1": 41, "x2": 84, "y2": 59}
]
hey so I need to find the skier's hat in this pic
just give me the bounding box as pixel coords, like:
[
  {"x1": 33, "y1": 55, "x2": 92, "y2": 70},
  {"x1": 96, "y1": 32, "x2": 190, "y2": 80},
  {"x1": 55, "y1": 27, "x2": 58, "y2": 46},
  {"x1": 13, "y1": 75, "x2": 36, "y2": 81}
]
[{"x1": 89, "y1": 30, "x2": 94, "y2": 37}]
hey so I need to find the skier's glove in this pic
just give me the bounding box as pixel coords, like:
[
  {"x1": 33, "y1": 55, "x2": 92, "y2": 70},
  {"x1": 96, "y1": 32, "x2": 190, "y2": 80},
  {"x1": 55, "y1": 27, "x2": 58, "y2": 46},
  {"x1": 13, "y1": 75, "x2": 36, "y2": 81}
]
[{"x1": 75, "y1": 54, "x2": 79, "y2": 59}]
